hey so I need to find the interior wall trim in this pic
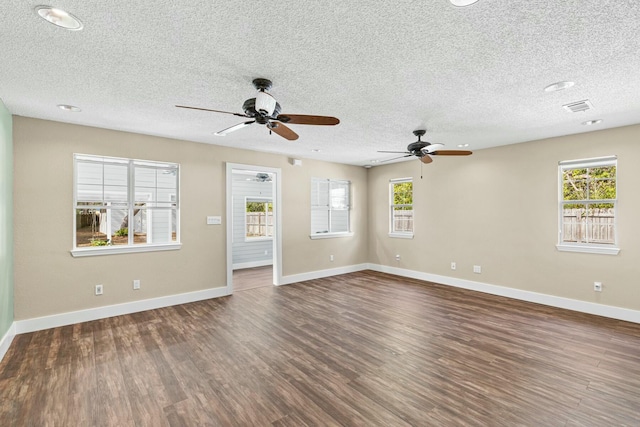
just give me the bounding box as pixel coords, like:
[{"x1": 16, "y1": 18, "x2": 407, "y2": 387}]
[
  {"x1": 0, "y1": 322, "x2": 16, "y2": 364},
  {"x1": 368, "y1": 264, "x2": 640, "y2": 325},
  {"x1": 280, "y1": 264, "x2": 369, "y2": 286},
  {"x1": 14, "y1": 286, "x2": 230, "y2": 335}
]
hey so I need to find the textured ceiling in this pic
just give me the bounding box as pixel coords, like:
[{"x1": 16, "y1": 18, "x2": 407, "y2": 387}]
[{"x1": 3, "y1": 1, "x2": 640, "y2": 166}]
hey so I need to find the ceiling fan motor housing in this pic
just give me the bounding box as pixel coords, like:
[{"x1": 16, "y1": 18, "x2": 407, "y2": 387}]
[{"x1": 407, "y1": 141, "x2": 429, "y2": 154}]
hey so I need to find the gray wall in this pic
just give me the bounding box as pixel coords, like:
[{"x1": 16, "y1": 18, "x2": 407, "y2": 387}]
[{"x1": 232, "y1": 172, "x2": 273, "y2": 269}]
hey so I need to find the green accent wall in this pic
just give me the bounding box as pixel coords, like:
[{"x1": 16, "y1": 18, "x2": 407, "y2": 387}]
[{"x1": 0, "y1": 99, "x2": 13, "y2": 339}]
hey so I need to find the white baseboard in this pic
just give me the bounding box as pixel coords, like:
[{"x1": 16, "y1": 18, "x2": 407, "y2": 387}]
[
  {"x1": 233, "y1": 260, "x2": 273, "y2": 270},
  {"x1": 280, "y1": 263, "x2": 369, "y2": 286},
  {"x1": 0, "y1": 322, "x2": 16, "y2": 364},
  {"x1": 368, "y1": 263, "x2": 640, "y2": 324},
  {"x1": 15, "y1": 286, "x2": 231, "y2": 334}
]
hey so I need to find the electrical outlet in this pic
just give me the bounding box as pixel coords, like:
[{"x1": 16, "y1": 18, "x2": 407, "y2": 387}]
[
  {"x1": 330, "y1": 255, "x2": 334, "y2": 262},
  {"x1": 594, "y1": 282, "x2": 602, "y2": 292},
  {"x1": 473, "y1": 265, "x2": 481, "y2": 274},
  {"x1": 133, "y1": 279, "x2": 140, "y2": 290},
  {"x1": 395, "y1": 254, "x2": 401, "y2": 261},
  {"x1": 95, "y1": 284, "x2": 103, "y2": 295},
  {"x1": 451, "y1": 262, "x2": 457, "y2": 270}
]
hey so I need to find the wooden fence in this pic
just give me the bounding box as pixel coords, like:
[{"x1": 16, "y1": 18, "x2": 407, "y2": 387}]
[
  {"x1": 393, "y1": 211, "x2": 414, "y2": 232},
  {"x1": 562, "y1": 208, "x2": 614, "y2": 244},
  {"x1": 246, "y1": 212, "x2": 273, "y2": 237}
]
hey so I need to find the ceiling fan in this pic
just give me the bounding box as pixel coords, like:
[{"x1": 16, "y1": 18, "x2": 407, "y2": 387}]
[
  {"x1": 176, "y1": 78, "x2": 340, "y2": 141},
  {"x1": 251, "y1": 172, "x2": 272, "y2": 182},
  {"x1": 378, "y1": 130, "x2": 472, "y2": 164}
]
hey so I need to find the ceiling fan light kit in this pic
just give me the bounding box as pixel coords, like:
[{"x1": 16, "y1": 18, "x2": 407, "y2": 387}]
[
  {"x1": 35, "y1": 6, "x2": 83, "y2": 30},
  {"x1": 177, "y1": 78, "x2": 339, "y2": 141},
  {"x1": 449, "y1": 0, "x2": 480, "y2": 7}
]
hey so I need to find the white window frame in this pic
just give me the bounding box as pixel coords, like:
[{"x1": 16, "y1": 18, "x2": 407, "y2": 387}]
[
  {"x1": 389, "y1": 178, "x2": 414, "y2": 239},
  {"x1": 556, "y1": 156, "x2": 619, "y2": 255},
  {"x1": 244, "y1": 197, "x2": 273, "y2": 242},
  {"x1": 71, "y1": 154, "x2": 181, "y2": 257},
  {"x1": 310, "y1": 177, "x2": 353, "y2": 239}
]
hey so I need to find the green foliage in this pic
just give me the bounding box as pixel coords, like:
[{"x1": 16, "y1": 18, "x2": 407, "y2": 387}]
[
  {"x1": 114, "y1": 228, "x2": 128, "y2": 237},
  {"x1": 563, "y1": 166, "x2": 615, "y2": 209},
  {"x1": 246, "y1": 201, "x2": 272, "y2": 212},
  {"x1": 393, "y1": 182, "x2": 413, "y2": 205},
  {"x1": 90, "y1": 239, "x2": 110, "y2": 246}
]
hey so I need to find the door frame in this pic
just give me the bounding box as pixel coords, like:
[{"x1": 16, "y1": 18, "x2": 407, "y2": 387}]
[{"x1": 226, "y1": 162, "x2": 282, "y2": 292}]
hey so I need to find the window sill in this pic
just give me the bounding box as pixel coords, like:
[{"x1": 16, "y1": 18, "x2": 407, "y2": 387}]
[
  {"x1": 556, "y1": 244, "x2": 620, "y2": 255},
  {"x1": 71, "y1": 243, "x2": 182, "y2": 257},
  {"x1": 245, "y1": 237, "x2": 273, "y2": 243},
  {"x1": 309, "y1": 232, "x2": 354, "y2": 240},
  {"x1": 389, "y1": 233, "x2": 414, "y2": 239}
]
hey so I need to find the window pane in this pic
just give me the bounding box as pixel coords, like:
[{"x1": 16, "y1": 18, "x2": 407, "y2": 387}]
[
  {"x1": 391, "y1": 181, "x2": 413, "y2": 233},
  {"x1": 157, "y1": 169, "x2": 178, "y2": 189},
  {"x1": 559, "y1": 159, "x2": 616, "y2": 247},
  {"x1": 588, "y1": 178, "x2": 616, "y2": 200},
  {"x1": 561, "y1": 204, "x2": 586, "y2": 243},
  {"x1": 77, "y1": 184, "x2": 104, "y2": 202},
  {"x1": 393, "y1": 206, "x2": 413, "y2": 233},
  {"x1": 104, "y1": 164, "x2": 128, "y2": 186},
  {"x1": 562, "y1": 170, "x2": 586, "y2": 201},
  {"x1": 75, "y1": 208, "x2": 128, "y2": 247},
  {"x1": 311, "y1": 207, "x2": 329, "y2": 234},
  {"x1": 77, "y1": 162, "x2": 103, "y2": 185},
  {"x1": 75, "y1": 208, "x2": 107, "y2": 247},
  {"x1": 104, "y1": 185, "x2": 128, "y2": 202},
  {"x1": 132, "y1": 208, "x2": 177, "y2": 244},
  {"x1": 393, "y1": 182, "x2": 413, "y2": 205},
  {"x1": 586, "y1": 204, "x2": 615, "y2": 244},
  {"x1": 135, "y1": 168, "x2": 178, "y2": 205},
  {"x1": 331, "y1": 210, "x2": 349, "y2": 233},
  {"x1": 330, "y1": 181, "x2": 349, "y2": 209},
  {"x1": 311, "y1": 179, "x2": 329, "y2": 207}
]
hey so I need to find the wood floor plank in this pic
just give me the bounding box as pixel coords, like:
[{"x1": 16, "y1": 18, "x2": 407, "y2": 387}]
[{"x1": 2, "y1": 270, "x2": 640, "y2": 425}]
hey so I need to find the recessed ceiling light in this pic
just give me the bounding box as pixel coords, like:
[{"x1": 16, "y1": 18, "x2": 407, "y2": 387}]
[
  {"x1": 582, "y1": 119, "x2": 603, "y2": 126},
  {"x1": 450, "y1": 0, "x2": 480, "y2": 6},
  {"x1": 311, "y1": 149, "x2": 320, "y2": 152},
  {"x1": 457, "y1": 143, "x2": 469, "y2": 148},
  {"x1": 35, "y1": 6, "x2": 83, "y2": 30},
  {"x1": 544, "y1": 81, "x2": 575, "y2": 92},
  {"x1": 57, "y1": 104, "x2": 81, "y2": 112}
]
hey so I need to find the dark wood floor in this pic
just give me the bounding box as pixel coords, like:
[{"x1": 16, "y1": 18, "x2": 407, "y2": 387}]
[
  {"x1": 2, "y1": 271, "x2": 640, "y2": 426},
  {"x1": 233, "y1": 266, "x2": 273, "y2": 291}
]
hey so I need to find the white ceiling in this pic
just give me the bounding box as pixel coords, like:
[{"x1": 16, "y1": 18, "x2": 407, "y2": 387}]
[{"x1": 3, "y1": 1, "x2": 640, "y2": 166}]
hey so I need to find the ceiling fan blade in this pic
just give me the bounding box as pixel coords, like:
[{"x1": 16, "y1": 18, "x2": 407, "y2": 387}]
[
  {"x1": 430, "y1": 150, "x2": 473, "y2": 156},
  {"x1": 377, "y1": 150, "x2": 411, "y2": 154},
  {"x1": 214, "y1": 120, "x2": 255, "y2": 136},
  {"x1": 420, "y1": 154, "x2": 433, "y2": 164},
  {"x1": 268, "y1": 122, "x2": 299, "y2": 141},
  {"x1": 176, "y1": 105, "x2": 248, "y2": 118},
  {"x1": 379, "y1": 154, "x2": 413, "y2": 163},
  {"x1": 276, "y1": 114, "x2": 340, "y2": 125}
]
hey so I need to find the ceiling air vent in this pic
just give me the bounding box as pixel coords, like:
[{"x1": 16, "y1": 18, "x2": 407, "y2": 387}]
[{"x1": 562, "y1": 100, "x2": 593, "y2": 113}]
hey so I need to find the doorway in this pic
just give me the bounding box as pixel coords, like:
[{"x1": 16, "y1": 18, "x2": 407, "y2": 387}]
[{"x1": 226, "y1": 163, "x2": 282, "y2": 293}]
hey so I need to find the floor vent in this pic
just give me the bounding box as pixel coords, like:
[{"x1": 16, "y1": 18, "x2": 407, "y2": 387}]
[{"x1": 562, "y1": 100, "x2": 593, "y2": 113}]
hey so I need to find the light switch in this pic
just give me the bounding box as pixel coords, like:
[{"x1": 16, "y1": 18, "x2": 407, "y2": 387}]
[{"x1": 207, "y1": 216, "x2": 222, "y2": 225}]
